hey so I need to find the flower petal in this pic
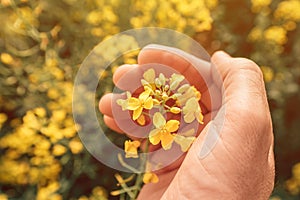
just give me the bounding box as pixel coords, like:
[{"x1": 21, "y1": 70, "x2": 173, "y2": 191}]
[
  {"x1": 158, "y1": 73, "x2": 166, "y2": 86},
  {"x1": 173, "y1": 135, "x2": 196, "y2": 152},
  {"x1": 133, "y1": 106, "x2": 143, "y2": 120},
  {"x1": 161, "y1": 132, "x2": 174, "y2": 150},
  {"x1": 124, "y1": 140, "x2": 140, "y2": 158},
  {"x1": 196, "y1": 111, "x2": 204, "y2": 124},
  {"x1": 116, "y1": 99, "x2": 128, "y2": 110},
  {"x1": 143, "y1": 172, "x2": 159, "y2": 184},
  {"x1": 153, "y1": 112, "x2": 166, "y2": 128},
  {"x1": 139, "y1": 89, "x2": 151, "y2": 101},
  {"x1": 132, "y1": 140, "x2": 141, "y2": 148},
  {"x1": 143, "y1": 97, "x2": 153, "y2": 109},
  {"x1": 149, "y1": 129, "x2": 161, "y2": 145},
  {"x1": 143, "y1": 68, "x2": 155, "y2": 83},
  {"x1": 184, "y1": 112, "x2": 195, "y2": 123},
  {"x1": 137, "y1": 114, "x2": 146, "y2": 125},
  {"x1": 127, "y1": 97, "x2": 140, "y2": 110},
  {"x1": 177, "y1": 84, "x2": 190, "y2": 93},
  {"x1": 165, "y1": 120, "x2": 180, "y2": 133}
]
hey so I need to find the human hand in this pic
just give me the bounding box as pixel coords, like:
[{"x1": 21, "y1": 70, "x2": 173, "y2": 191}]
[{"x1": 99, "y1": 45, "x2": 275, "y2": 200}]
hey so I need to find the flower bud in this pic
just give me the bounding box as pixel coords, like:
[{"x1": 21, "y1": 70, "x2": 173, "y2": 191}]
[{"x1": 170, "y1": 107, "x2": 181, "y2": 114}]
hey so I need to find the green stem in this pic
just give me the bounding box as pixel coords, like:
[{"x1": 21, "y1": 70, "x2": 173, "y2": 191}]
[
  {"x1": 118, "y1": 154, "x2": 140, "y2": 173},
  {"x1": 131, "y1": 139, "x2": 150, "y2": 199}
]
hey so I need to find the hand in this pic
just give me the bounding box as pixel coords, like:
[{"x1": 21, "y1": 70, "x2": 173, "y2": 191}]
[{"x1": 99, "y1": 45, "x2": 275, "y2": 200}]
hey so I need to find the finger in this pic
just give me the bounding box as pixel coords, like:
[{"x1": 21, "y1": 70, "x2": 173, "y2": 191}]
[
  {"x1": 113, "y1": 64, "x2": 142, "y2": 91},
  {"x1": 103, "y1": 115, "x2": 124, "y2": 134},
  {"x1": 99, "y1": 92, "x2": 129, "y2": 119},
  {"x1": 99, "y1": 93, "x2": 114, "y2": 117},
  {"x1": 138, "y1": 44, "x2": 212, "y2": 93}
]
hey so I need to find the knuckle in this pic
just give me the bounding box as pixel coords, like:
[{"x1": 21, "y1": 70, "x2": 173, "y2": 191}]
[{"x1": 232, "y1": 58, "x2": 263, "y2": 79}]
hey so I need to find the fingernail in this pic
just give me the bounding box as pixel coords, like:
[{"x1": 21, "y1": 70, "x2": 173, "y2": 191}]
[{"x1": 198, "y1": 123, "x2": 220, "y2": 159}]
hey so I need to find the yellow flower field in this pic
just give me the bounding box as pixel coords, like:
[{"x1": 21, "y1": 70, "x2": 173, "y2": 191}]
[{"x1": 0, "y1": 0, "x2": 300, "y2": 199}]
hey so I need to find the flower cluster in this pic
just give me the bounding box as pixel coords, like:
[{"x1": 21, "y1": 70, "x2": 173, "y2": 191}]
[
  {"x1": 117, "y1": 68, "x2": 203, "y2": 153},
  {"x1": 112, "y1": 68, "x2": 204, "y2": 198}
]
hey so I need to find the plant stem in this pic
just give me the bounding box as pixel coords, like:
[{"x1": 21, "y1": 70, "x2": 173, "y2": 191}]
[{"x1": 117, "y1": 154, "x2": 140, "y2": 173}]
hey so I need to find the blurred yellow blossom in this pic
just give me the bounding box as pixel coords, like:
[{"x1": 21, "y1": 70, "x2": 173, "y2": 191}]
[
  {"x1": 51, "y1": 109, "x2": 67, "y2": 122},
  {"x1": 52, "y1": 144, "x2": 67, "y2": 156},
  {"x1": 34, "y1": 107, "x2": 47, "y2": 118},
  {"x1": 0, "y1": 194, "x2": 8, "y2": 200},
  {"x1": 261, "y1": 66, "x2": 274, "y2": 82},
  {"x1": 283, "y1": 21, "x2": 297, "y2": 31},
  {"x1": 251, "y1": 0, "x2": 272, "y2": 12},
  {"x1": 248, "y1": 27, "x2": 263, "y2": 41},
  {"x1": 36, "y1": 181, "x2": 61, "y2": 200},
  {"x1": 130, "y1": 0, "x2": 215, "y2": 32},
  {"x1": 0, "y1": 113, "x2": 7, "y2": 129},
  {"x1": 143, "y1": 172, "x2": 159, "y2": 184},
  {"x1": 286, "y1": 162, "x2": 300, "y2": 195},
  {"x1": 0, "y1": 53, "x2": 14, "y2": 65},
  {"x1": 47, "y1": 88, "x2": 60, "y2": 99},
  {"x1": 274, "y1": 0, "x2": 300, "y2": 22},
  {"x1": 69, "y1": 138, "x2": 83, "y2": 154},
  {"x1": 286, "y1": 178, "x2": 300, "y2": 195},
  {"x1": 292, "y1": 163, "x2": 300, "y2": 181},
  {"x1": 91, "y1": 186, "x2": 108, "y2": 199},
  {"x1": 86, "y1": 11, "x2": 102, "y2": 25},
  {"x1": 264, "y1": 26, "x2": 287, "y2": 45}
]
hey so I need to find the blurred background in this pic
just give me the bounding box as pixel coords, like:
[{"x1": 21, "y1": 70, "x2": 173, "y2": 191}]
[{"x1": 0, "y1": 0, "x2": 300, "y2": 199}]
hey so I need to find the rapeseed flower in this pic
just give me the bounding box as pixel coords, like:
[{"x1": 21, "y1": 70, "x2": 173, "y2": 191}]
[{"x1": 149, "y1": 112, "x2": 179, "y2": 150}]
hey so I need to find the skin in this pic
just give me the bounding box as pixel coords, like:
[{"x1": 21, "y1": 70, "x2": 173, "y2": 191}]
[{"x1": 99, "y1": 45, "x2": 275, "y2": 200}]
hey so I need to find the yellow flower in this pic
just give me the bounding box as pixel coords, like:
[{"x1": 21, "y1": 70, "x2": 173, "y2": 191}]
[
  {"x1": 264, "y1": 26, "x2": 287, "y2": 45},
  {"x1": 169, "y1": 73, "x2": 184, "y2": 91},
  {"x1": 34, "y1": 107, "x2": 46, "y2": 118},
  {"x1": 248, "y1": 27, "x2": 263, "y2": 42},
  {"x1": 0, "y1": 194, "x2": 8, "y2": 200},
  {"x1": 52, "y1": 144, "x2": 67, "y2": 156},
  {"x1": 142, "y1": 68, "x2": 155, "y2": 86},
  {"x1": 275, "y1": 0, "x2": 300, "y2": 22},
  {"x1": 292, "y1": 162, "x2": 300, "y2": 181},
  {"x1": 141, "y1": 68, "x2": 157, "y2": 92},
  {"x1": 175, "y1": 85, "x2": 201, "y2": 106},
  {"x1": 143, "y1": 172, "x2": 159, "y2": 184},
  {"x1": 149, "y1": 112, "x2": 179, "y2": 150},
  {"x1": 154, "y1": 73, "x2": 166, "y2": 88},
  {"x1": 91, "y1": 186, "x2": 108, "y2": 199},
  {"x1": 0, "y1": 53, "x2": 14, "y2": 65},
  {"x1": 69, "y1": 138, "x2": 83, "y2": 154},
  {"x1": 251, "y1": 0, "x2": 272, "y2": 12},
  {"x1": 127, "y1": 88, "x2": 153, "y2": 120},
  {"x1": 116, "y1": 92, "x2": 131, "y2": 111},
  {"x1": 261, "y1": 66, "x2": 274, "y2": 82},
  {"x1": 286, "y1": 178, "x2": 300, "y2": 195},
  {"x1": 182, "y1": 97, "x2": 204, "y2": 124},
  {"x1": 0, "y1": 113, "x2": 7, "y2": 129},
  {"x1": 124, "y1": 140, "x2": 141, "y2": 158}
]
